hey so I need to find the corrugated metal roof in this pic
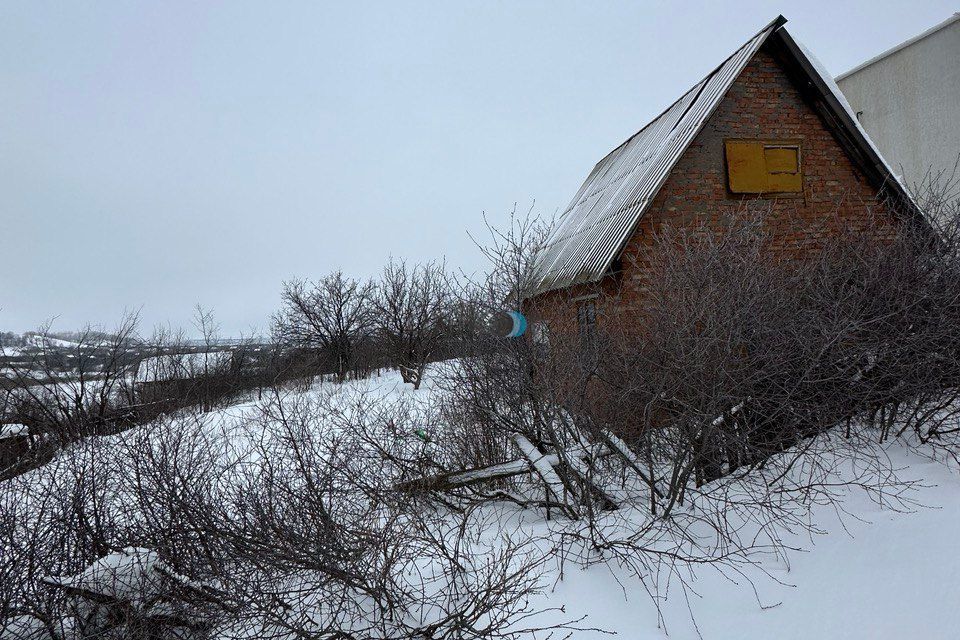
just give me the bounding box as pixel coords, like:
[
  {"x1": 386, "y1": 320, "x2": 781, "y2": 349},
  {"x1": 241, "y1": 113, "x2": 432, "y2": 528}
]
[
  {"x1": 526, "y1": 16, "x2": 930, "y2": 297},
  {"x1": 527, "y1": 17, "x2": 784, "y2": 297}
]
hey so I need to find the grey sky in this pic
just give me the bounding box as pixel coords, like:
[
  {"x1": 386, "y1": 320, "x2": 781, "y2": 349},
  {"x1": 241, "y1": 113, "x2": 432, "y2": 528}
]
[{"x1": 2, "y1": 1, "x2": 955, "y2": 337}]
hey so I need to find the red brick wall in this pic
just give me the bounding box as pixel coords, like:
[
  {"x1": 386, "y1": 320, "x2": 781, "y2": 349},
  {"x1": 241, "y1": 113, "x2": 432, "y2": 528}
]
[{"x1": 528, "y1": 44, "x2": 899, "y2": 335}]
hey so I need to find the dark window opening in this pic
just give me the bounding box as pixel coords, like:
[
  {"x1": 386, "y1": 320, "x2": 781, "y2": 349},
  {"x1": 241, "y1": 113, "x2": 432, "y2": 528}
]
[
  {"x1": 576, "y1": 299, "x2": 599, "y2": 372},
  {"x1": 577, "y1": 300, "x2": 597, "y2": 339}
]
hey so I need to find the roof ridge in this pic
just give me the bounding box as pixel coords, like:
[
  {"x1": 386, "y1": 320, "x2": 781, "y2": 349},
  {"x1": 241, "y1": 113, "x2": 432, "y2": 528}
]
[
  {"x1": 529, "y1": 17, "x2": 784, "y2": 295},
  {"x1": 592, "y1": 15, "x2": 787, "y2": 169}
]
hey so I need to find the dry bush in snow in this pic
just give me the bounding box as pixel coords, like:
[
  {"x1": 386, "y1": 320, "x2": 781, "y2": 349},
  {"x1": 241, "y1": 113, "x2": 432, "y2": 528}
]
[
  {"x1": 371, "y1": 259, "x2": 452, "y2": 389},
  {"x1": 272, "y1": 272, "x2": 375, "y2": 383},
  {"x1": 0, "y1": 383, "x2": 589, "y2": 639},
  {"x1": 429, "y1": 198, "x2": 960, "y2": 627}
]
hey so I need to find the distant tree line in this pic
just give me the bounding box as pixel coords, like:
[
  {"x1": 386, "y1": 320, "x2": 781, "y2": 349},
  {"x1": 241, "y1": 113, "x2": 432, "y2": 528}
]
[
  {"x1": 0, "y1": 330, "x2": 123, "y2": 348},
  {"x1": 0, "y1": 333, "x2": 24, "y2": 348}
]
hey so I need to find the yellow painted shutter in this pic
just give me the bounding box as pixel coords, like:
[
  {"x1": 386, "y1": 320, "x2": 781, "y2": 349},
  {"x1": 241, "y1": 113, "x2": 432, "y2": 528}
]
[
  {"x1": 725, "y1": 140, "x2": 767, "y2": 193},
  {"x1": 725, "y1": 140, "x2": 803, "y2": 194},
  {"x1": 764, "y1": 145, "x2": 802, "y2": 192}
]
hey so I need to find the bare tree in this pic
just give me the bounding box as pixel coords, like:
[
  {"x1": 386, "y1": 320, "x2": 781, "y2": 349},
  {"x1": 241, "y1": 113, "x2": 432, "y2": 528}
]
[
  {"x1": 371, "y1": 259, "x2": 450, "y2": 389},
  {"x1": 272, "y1": 272, "x2": 374, "y2": 383}
]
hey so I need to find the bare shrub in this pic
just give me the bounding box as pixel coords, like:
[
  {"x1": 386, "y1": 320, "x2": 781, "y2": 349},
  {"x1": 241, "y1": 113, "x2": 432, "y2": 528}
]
[
  {"x1": 371, "y1": 259, "x2": 451, "y2": 389},
  {"x1": 427, "y1": 198, "x2": 960, "y2": 627},
  {"x1": 0, "y1": 380, "x2": 583, "y2": 639},
  {"x1": 7, "y1": 191, "x2": 960, "y2": 638},
  {"x1": 272, "y1": 272, "x2": 374, "y2": 382},
  {"x1": 1, "y1": 312, "x2": 141, "y2": 447}
]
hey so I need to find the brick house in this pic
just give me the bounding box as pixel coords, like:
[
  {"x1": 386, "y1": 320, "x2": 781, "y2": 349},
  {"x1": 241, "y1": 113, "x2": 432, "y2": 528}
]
[{"x1": 524, "y1": 16, "x2": 921, "y2": 339}]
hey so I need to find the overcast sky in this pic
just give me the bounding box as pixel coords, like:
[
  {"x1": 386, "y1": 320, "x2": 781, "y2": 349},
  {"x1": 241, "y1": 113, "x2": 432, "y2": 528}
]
[{"x1": 1, "y1": 1, "x2": 955, "y2": 337}]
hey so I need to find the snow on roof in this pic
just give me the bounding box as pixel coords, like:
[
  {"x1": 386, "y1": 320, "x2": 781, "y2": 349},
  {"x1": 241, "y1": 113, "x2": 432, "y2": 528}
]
[
  {"x1": 526, "y1": 15, "x2": 919, "y2": 298},
  {"x1": 791, "y1": 35, "x2": 914, "y2": 203},
  {"x1": 25, "y1": 335, "x2": 81, "y2": 349},
  {"x1": 135, "y1": 350, "x2": 233, "y2": 383}
]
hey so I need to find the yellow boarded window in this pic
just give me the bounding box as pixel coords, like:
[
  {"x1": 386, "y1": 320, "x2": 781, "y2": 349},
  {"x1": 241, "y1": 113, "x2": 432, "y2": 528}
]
[{"x1": 725, "y1": 140, "x2": 802, "y2": 194}]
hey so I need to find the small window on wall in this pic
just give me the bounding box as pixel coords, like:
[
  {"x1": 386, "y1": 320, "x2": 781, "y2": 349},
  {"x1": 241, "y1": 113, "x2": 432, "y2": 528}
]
[
  {"x1": 577, "y1": 300, "x2": 597, "y2": 338},
  {"x1": 725, "y1": 139, "x2": 802, "y2": 194}
]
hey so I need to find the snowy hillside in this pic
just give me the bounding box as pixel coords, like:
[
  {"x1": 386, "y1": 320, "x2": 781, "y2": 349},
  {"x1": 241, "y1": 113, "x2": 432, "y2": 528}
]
[
  {"x1": 25, "y1": 334, "x2": 82, "y2": 349},
  {"x1": 540, "y1": 443, "x2": 960, "y2": 639},
  {"x1": 3, "y1": 364, "x2": 960, "y2": 639}
]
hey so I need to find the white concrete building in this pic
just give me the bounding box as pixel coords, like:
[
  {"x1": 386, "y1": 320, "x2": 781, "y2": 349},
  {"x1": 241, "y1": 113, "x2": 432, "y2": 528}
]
[{"x1": 836, "y1": 14, "x2": 960, "y2": 193}]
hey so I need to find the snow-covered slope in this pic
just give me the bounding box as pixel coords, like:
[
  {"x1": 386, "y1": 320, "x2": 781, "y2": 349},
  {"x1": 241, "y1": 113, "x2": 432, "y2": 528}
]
[
  {"x1": 25, "y1": 334, "x2": 81, "y2": 349},
  {"x1": 5, "y1": 365, "x2": 960, "y2": 639},
  {"x1": 541, "y1": 443, "x2": 960, "y2": 639}
]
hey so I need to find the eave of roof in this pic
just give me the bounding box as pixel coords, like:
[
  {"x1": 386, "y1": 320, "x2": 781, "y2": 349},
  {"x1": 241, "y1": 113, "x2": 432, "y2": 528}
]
[{"x1": 772, "y1": 28, "x2": 924, "y2": 224}]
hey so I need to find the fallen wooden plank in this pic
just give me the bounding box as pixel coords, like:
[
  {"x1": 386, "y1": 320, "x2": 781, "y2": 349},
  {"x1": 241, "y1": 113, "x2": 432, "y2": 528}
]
[
  {"x1": 512, "y1": 434, "x2": 580, "y2": 518},
  {"x1": 562, "y1": 452, "x2": 619, "y2": 511},
  {"x1": 395, "y1": 436, "x2": 619, "y2": 518},
  {"x1": 600, "y1": 429, "x2": 664, "y2": 499},
  {"x1": 512, "y1": 435, "x2": 566, "y2": 497},
  {"x1": 394, "y1": 457, "x2": 543, "y2": 492}
]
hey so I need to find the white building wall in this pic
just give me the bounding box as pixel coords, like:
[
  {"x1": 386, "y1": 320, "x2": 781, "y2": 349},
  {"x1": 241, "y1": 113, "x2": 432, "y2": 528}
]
[{"x1": 836, "y1": 15, "x2": 960, "y2": 193}]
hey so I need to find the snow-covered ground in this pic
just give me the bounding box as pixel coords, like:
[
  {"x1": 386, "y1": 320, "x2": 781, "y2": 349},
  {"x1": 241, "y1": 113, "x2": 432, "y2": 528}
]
[
  {"x1": 5, "y1": 364, "x2": 960, "y2": 639},
  {"x1": 24, "y1": 335, "x2": 83, "y2": 349},
  {"x1": 540, "y1": 442, "x2": 960, "y2": 639},
  {"x1": 275, "y1": 370, "x2": 960, "y2": 638}
]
